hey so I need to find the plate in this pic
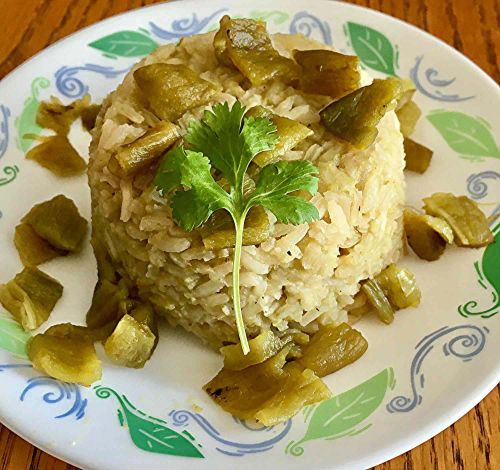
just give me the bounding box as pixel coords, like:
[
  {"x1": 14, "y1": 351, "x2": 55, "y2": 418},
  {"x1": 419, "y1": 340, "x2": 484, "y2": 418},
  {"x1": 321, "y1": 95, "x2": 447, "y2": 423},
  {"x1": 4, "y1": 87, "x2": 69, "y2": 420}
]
[{"x1": 0, "y1": 1, "x2": 499, "y2": 468}]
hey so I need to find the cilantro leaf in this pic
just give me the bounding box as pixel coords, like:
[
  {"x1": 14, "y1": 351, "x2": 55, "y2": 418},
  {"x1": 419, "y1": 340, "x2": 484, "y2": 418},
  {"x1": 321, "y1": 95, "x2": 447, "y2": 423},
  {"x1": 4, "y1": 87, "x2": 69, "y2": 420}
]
[
  {"x1": 256, "y1": 195, "x2": 319, "y2": 225},
  {"x1": 186, "y1": 102, "x2": 278, "y2": 191},
  {"x1": 250, "y1": 160, "x2": 319, "y2": 199},
  {"x1": 154, "y1": 101, "x2": 321, "y2": 355},
  {"x1": 154, "y1": 146, "x2": 186, "y2": 195},
  {"x1": 172, "y1": 190, "x2": 217, "y2": 232},
  {"x1": 247, "y1": 160, "x2": 319, "y2": 224},
  {"x1": 172, "y1": 150, "x2": 232, "y2": 230},
  {"x1": 241, "y1": 116, "x2": 280, "y2": 159}
]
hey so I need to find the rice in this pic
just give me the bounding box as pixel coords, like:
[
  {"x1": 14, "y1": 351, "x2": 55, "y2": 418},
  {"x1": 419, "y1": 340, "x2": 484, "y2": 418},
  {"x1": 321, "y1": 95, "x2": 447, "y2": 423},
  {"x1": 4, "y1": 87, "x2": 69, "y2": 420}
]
[{"x1": 88, "y1": 31, "x2": 405, "y2": 349}]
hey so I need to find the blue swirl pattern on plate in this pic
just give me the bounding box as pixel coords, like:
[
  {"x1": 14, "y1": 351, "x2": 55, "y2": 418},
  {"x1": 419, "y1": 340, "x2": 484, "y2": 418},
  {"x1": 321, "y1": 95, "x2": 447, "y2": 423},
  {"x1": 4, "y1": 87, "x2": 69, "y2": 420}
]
[
  {"x1": 467, "y1": 171, "x2": 500, "y2": 200},
  {"x1": 0, "y1": 363, "x2": 32, "y2": 372},
  {"x1": 169, "y1": 409, "x2": 292, "y2": 456},
  {"x1": 387, "y1": 325, "x2": 489, "y2": 413},
  {"x1": 410, "y1": 55, "x2": 475, "y2": 102},
  {"x1": 20, "y1": 377, "x2": 88, "y2": 420},
  {"x1": 0, "y1": 105, "x2": 10, "y2": 159},
  {"x1": 55, "y1": 64, "x2": 130, "y2": 98},
  {"x1": 289, "y1": 11, "x2": 333, "y2": 45},
  {"x1": 149, "y1": 9, "x2": 227, "y2": 41}
]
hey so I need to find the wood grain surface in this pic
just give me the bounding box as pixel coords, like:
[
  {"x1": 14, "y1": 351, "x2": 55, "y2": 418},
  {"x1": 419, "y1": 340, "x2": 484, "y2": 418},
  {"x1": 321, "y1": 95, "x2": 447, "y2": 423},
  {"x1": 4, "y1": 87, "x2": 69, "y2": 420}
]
[{"x1": 0, "y1": 0, "x2": 498, "y2": 469}]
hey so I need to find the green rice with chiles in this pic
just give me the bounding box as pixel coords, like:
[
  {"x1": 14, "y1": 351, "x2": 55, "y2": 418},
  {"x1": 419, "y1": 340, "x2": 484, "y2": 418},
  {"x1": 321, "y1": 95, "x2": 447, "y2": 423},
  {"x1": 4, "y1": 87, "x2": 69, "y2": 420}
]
[{"x1": 88, "y1": 31, "x2": 405, "y2": 349}]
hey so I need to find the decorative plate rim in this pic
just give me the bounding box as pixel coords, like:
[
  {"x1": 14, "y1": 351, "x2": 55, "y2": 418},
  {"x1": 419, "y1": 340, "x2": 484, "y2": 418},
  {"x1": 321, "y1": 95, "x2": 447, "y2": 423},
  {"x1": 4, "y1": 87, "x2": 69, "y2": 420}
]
[{"x1": 0, "y1": 1, "x2": 499, "y2": 469}]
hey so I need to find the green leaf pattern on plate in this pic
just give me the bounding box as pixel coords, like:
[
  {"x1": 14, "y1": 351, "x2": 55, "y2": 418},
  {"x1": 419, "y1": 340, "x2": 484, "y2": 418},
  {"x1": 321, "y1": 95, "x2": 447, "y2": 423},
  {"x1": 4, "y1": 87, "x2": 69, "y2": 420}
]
[
  {"x1": 88, "y1": 31, "x2": 159, "y2": 57},
  {"x1": 95, "y1": 386, "x2": 204, "y2": 458},
  {"x1": 459, "y1": 223, "x2": 500, "y2": 318},
  {"x1": 345, "y1": 22, "x2": 397, "y2": 75},
  {"x1": 0, "y1": 312, "x2": 31, "y2": 359},
  {"x1": 427, "y1": 110, "x2": 500, "y2": 160},
  {"x1": 15, "y1": 76, "x2": 50, "y2": 152},
  {"x1": 205, "y1": 10, "x2": 289, "y2": 32},
  {"x1": 287, "y1": 368, "x2": 395, "y2": 456},
  {"x1": 249, "y1": 10, "x2": 289, "y2": 24}
]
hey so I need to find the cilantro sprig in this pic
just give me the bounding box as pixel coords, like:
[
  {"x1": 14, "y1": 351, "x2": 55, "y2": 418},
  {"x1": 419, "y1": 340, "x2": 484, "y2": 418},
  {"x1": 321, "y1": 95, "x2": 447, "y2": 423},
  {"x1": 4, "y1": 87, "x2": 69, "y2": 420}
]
[{"x1": 155, "y1": 101, "x2": 320, "y2": 354}]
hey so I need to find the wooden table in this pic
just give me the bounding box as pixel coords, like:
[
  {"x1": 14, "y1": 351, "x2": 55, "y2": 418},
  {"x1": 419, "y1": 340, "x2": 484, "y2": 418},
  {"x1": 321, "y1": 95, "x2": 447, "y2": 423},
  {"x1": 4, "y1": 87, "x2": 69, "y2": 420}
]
[{"x1": 0, "y1": 0, "x2": 498, "y2": 468}]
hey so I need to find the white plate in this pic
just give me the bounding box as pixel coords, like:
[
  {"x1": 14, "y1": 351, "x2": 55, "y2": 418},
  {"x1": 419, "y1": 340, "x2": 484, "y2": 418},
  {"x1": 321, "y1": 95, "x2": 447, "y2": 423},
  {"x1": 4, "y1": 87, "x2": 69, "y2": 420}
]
[{"x1": 0, "y1": 1, "x2": 499, "y2": 468}]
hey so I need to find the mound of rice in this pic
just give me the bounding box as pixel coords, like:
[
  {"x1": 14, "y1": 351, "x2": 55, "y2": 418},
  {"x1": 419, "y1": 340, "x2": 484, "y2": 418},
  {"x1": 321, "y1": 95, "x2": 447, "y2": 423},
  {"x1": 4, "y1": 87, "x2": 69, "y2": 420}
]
[{"x1": 88, "y1": 32, "x2": 405, "y2": 349}]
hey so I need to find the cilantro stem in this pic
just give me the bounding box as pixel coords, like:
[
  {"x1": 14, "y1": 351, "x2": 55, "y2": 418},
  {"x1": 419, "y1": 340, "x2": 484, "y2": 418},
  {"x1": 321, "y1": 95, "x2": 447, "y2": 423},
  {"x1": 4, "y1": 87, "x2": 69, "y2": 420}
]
[
  {"x1": 231, "y1": 208, "x2": 250, "y2": 355},
  {"x1": 158, "y1": 101, "x2": 319, "y2": 356}
]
